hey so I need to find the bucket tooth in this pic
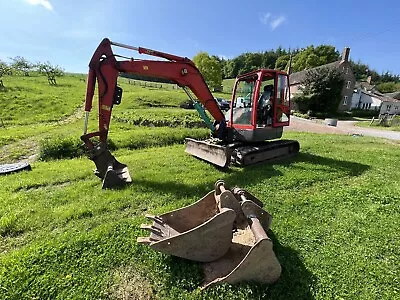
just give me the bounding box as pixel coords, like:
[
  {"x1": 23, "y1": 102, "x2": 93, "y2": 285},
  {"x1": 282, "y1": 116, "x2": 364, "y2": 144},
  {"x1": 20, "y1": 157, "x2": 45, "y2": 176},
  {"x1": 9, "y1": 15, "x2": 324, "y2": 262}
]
[
  {"x1": 145, "y1": 214, "x2": 164, "y2": 224},
  {"x1": 140, "y1": 224, "x2": 164, "y2": 236},
  {"x1": 137, "y1": 237, "x2": 152, "y2": 244}
]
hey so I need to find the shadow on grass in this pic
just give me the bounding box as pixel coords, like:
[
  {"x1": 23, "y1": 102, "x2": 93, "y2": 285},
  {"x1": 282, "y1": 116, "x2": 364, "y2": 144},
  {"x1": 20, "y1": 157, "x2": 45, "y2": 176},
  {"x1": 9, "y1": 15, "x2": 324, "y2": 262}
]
[
  {"x1": 159, "y1": 230, "x2": 315, "y2": 299},
  {"x1": 133, "y1": 164, "x2": 284, "y2": 198},
  {"x1": 131, "y1": 152, "x2": 370, "y2": 197},
  {"x1": 286, "y1": 152, "x2": 370, "y2": 176}
]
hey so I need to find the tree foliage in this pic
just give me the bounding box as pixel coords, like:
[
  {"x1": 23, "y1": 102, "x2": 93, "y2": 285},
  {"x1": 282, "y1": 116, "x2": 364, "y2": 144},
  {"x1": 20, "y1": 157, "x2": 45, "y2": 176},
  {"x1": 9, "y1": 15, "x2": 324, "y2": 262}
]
[
  {"x1": 295, "y1": 67, "x2": 345, "y2": 114},
  {"x1": 0, "y1": 60, "x2": 12, "y2": 87},
  {"x1": 36, "y1": 62, "x2": 64, "y2": 85},
  {"x1": 376, "y1": 82, "x2": 400, "y2": 93},
  {"x1": 10, "y1": 56, "x2": 33, "y2": 76},
  {"x1": 192, "y1": 52, "x2": 222, "y2": 89}
]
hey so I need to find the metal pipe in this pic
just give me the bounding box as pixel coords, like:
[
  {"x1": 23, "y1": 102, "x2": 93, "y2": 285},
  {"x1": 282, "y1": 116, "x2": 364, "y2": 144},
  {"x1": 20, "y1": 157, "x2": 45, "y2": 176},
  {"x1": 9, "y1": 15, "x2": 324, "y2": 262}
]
[
  {"x1": 110, "y1": 41, "x2": 139, "y2": 52},
  {"x1": 248, "y1": 217, "x2": 268, "y2": 243},
  {"x1": 83, "y1": 111, "x2": 89, "y2": 134}
]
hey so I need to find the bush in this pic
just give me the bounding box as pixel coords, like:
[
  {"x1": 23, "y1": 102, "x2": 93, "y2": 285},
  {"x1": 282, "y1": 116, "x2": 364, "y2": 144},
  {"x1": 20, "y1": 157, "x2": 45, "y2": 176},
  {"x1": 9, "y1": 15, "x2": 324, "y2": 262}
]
[
  {"x1": 349, "y1": 109, "x2": 379, "y2": 118},
  {"x1": 39, "y1": 136, "x2": 85, "y2": 161}
]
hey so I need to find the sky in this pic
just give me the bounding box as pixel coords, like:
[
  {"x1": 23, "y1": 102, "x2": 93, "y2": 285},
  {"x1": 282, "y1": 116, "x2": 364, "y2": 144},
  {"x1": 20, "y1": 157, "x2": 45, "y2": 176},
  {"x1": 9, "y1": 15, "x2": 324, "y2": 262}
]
[{"x1": 1, "y1": 0, "x2": 399, "y2": 74}]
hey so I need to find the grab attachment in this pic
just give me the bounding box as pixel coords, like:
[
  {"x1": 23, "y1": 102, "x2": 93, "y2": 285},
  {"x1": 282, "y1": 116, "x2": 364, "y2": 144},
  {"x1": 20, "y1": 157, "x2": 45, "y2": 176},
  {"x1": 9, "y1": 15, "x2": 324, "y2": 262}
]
[
  {"x1": 88, "y1": 142, "x2": 132, "y2": 189},
  {"x1": 137, "y1": 180, "x2": 281, "y2": 287}
]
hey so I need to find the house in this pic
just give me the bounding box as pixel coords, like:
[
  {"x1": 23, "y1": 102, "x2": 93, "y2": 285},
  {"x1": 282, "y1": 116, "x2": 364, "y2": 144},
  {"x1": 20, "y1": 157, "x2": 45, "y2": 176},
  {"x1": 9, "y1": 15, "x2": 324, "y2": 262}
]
[
  {"x1": 380, "y1": 99, "x2": 400, "y2": 115},
  {"x1": 351, "y1": 81, "x2": 400, "y2": 112},
  {"x1": 384, "y1": 91, "x2": 400, "y2": 100},
  {"x1": 351, "y1": 89, "x2": 381, "y2": 110},
  {"x1": 289, "y1": 47, "x2": 356, "y2": 111}
]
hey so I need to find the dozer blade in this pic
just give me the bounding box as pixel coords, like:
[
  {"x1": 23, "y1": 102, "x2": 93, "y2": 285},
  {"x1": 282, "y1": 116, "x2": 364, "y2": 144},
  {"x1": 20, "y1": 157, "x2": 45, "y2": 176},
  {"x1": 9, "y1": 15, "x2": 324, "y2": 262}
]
[
  {"x1": 185, "y1": 138, "x2": 231, "y2": 168},
  {"x1": 89, "y1": 143, "x2": 132, "y2": 189},
  {"x1": 137, "y1": 180, "x2": 282, "y2": 287}
]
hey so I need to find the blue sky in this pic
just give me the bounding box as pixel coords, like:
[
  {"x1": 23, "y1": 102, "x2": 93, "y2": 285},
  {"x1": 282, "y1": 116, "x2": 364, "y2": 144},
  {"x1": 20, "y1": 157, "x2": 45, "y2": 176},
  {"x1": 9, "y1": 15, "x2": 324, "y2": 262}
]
[{"x1": 1, "y1": 0, "x2": 399, "y2": 75}]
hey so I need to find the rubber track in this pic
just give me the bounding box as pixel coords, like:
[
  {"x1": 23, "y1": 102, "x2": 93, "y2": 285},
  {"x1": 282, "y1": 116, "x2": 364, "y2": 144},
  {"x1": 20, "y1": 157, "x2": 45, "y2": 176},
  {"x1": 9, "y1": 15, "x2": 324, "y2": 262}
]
[{"x1": 230, "y1": 140, "x2": 300, "y2": 167}]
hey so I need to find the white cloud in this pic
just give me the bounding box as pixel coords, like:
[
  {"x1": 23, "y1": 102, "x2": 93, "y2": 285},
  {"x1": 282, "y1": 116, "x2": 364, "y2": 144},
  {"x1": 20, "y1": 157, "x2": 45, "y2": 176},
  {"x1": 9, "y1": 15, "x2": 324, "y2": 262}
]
[
  {"x1": 260, "y1": 13, "x2": 271, "y2": 25},
  {"x1": 260, "y1": 12, "x2": 287, "y2": 30},
  {"x1": 270, "y1": 16, "x2": 286, "y2": 30},
  {"x1": 26, "y1": 0, "x2": 53, "y2": 11}
]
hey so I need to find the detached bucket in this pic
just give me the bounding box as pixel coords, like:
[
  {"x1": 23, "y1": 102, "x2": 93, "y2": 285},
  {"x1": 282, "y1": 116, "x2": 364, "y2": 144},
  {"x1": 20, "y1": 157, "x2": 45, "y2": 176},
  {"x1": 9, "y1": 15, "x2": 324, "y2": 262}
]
[
  {"x1": 137, "y1": 180, "x2": 282, "y2": 287},
  {"x1": 201, "y1": 184, "x2": 281, "y2": 287},
  {"x1": 89, "y1": 143, "x2": 132, "y2": 189},
  {"x1": 137, "y1": 190, "x2": 236, "y2": 262}
]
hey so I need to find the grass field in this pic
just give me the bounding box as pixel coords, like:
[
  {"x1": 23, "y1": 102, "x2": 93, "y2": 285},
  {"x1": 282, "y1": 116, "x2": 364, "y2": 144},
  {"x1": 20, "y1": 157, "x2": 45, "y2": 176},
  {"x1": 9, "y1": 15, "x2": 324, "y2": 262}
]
[
  {"x1": 356, "y1": 119, "x2": 400, "y2": 131},
  {"x1": 0, "y1": 75, "x2": 399, "y2": 299}
]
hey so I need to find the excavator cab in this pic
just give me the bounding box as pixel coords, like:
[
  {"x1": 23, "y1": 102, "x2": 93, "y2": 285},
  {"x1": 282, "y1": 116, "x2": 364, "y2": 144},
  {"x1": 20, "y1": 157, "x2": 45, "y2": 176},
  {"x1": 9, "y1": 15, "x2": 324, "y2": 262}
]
[{"x1": 228, "y1": 70, "x2": 291, "y2": 142}]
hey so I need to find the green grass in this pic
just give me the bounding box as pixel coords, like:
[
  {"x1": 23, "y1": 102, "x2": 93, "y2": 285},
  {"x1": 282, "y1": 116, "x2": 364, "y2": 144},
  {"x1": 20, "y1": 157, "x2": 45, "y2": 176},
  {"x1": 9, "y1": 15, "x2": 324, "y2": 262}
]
[
  {"x1": 1, "y1": 74, "x2": 400, "y2": 299},
  {"x1": 0, "y1": 75, "x2": 86, "y2": 125},
  {"x1": 1, "y1": 132, "x2": 400, "y2": 299},
  {"x1": 222, "y1": 78, "x2": 236, "y2": 94},
  {"x1": 356, "y1": 120, "x2": 400, "y2": 131}
]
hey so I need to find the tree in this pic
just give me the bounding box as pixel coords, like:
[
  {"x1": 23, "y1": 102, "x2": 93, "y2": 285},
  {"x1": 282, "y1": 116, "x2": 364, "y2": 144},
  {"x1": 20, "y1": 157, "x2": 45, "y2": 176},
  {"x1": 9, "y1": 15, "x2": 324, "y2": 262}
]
[
  {"x1": 275, "y1": 54, "x2": 290, "y2": 71},
  {"x1": 36, "y1": 62, "x2": 64, "y2": 85},
  {"x1": 192, "y1": 52, "x2": 222, "y2": 89},
  {"x1": 376, "y1": 82, "x2": 400, "y2": 93},
  {"x1": 291, "y1": 45, "x2": 340, "y2": 73},
  {"x1": 0, "y1": 60, "x2": 12, "y2": 88},
  {"x1": 10, "y1": 56, "x2": 33, "y2": 76},
  {"x1": 294, "y1": 67, "x2": 345, "y2": 114}
]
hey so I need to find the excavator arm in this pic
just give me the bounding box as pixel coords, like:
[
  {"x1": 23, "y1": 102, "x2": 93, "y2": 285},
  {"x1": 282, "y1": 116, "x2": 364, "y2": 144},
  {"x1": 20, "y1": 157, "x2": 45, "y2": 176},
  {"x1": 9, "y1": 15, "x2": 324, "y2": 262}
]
[{"x1": 81, "y1": 38, "x2": 226, "y2": 149}]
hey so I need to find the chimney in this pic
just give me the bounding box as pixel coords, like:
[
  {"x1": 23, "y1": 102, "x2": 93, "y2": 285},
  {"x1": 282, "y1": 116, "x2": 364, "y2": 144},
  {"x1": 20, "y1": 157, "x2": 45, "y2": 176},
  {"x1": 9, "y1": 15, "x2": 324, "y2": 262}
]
[
  {"x1": 367, "y1": 76, "x2": 372, "y2": 84},
  {"x1": 342, "y1": 47, "x2": 350, "y2": 62}
]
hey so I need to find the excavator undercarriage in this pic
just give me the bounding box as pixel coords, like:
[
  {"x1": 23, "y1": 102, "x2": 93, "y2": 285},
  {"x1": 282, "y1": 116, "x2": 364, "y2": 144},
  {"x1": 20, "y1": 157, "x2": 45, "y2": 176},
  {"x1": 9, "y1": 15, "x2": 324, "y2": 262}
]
[{"x1": 185, "y1": 138, "x2": 300, "y2": 168}]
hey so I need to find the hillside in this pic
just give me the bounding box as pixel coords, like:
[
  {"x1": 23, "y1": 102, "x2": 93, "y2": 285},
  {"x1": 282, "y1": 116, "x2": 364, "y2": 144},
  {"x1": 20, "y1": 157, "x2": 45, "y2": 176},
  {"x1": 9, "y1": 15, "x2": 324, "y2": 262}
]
[{"x1": 0, "y1": 75, "x2": 399, "y2": 300}]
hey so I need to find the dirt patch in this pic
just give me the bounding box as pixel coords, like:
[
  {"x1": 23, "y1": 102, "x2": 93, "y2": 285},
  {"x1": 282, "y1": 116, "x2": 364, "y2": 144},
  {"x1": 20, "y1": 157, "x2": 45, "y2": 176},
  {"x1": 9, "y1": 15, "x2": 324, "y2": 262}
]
[
  {"x1": 0, "y1": 137, "x2": 39, "y2": 164},
  {"x1": 107, "y1": 266, "x2": 154, "y2": 300}
]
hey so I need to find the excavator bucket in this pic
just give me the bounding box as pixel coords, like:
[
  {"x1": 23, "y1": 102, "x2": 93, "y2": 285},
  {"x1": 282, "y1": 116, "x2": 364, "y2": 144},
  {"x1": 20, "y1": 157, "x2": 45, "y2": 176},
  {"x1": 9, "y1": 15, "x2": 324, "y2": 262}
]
[
  {"x1": 137, "y1": 189, "x2": 237, "y2": 262},
  {"x1": 89, "y1": 143, "x2": 132, "y2": 189},
  {"x1": 137, "y1": 180, "x2": 281, "y2": 287}
]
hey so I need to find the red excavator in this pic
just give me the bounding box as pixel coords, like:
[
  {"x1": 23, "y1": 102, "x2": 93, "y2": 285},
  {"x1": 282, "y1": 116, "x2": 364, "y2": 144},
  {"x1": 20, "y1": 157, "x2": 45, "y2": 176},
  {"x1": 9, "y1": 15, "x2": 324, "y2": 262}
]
[{"x1": 81, "y1": 38, "x2": 299, "y2": 188}]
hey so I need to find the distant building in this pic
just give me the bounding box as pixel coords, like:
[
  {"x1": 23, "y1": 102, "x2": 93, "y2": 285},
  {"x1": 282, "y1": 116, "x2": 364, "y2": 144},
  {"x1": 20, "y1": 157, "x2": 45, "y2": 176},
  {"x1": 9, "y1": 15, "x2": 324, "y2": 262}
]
[
  {"x1": 384, "y1": 91, "x2": 400, "y2": 100},
  {"x1": 380, "y1": 99, "x2": 400, "y2": 115},
  {"x1": 351, "y1": 85, "x2": 400, "y2": 114},
  {"x1": 289, "y1": 47, "x2": 356, "y2": 111}
]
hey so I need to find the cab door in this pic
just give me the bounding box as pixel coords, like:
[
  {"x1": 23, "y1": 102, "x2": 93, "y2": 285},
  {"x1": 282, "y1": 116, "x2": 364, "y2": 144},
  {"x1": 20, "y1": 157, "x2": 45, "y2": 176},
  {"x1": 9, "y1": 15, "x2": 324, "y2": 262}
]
[{"x1": 273, "y1": 73, "x2": 290, "y2": 127}]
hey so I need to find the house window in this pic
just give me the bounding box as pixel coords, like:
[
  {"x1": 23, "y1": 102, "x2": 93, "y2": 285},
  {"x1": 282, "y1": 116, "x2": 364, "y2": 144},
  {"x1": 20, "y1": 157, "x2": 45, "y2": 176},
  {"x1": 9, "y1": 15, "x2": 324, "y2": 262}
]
[
  {"x1": 343, "y1": 96, "x2": 348, "y2": 105},
  {"x1": 345, "y1": 67, "x2": 349, "y2": 74},
  {"x1": 346, "y1": 81, "x2": 351, "y2": 89}
]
